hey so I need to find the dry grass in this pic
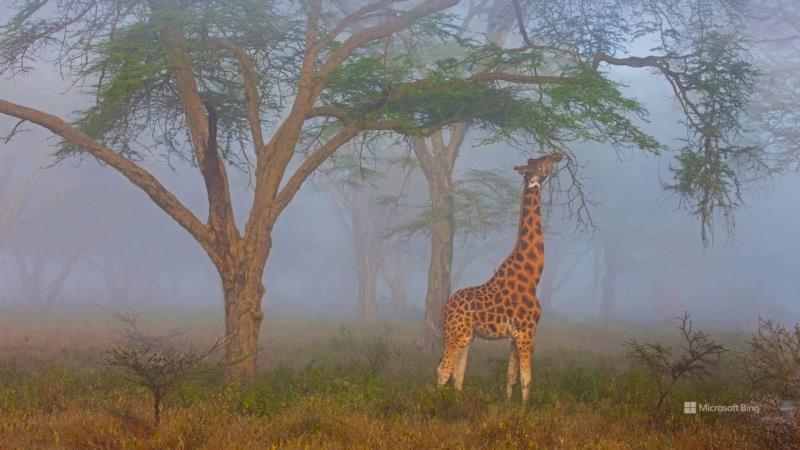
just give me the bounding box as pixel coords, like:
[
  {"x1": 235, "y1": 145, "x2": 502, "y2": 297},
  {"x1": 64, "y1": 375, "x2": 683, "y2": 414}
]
[{"x1": 0, "y1": 307, "x2": 767, "y2": 449}]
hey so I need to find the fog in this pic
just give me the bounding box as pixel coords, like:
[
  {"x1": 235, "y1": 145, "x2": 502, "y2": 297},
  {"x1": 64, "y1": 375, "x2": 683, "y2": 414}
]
[{"x1": 1, "y1": 3, "x2": 798, "y2": 330}]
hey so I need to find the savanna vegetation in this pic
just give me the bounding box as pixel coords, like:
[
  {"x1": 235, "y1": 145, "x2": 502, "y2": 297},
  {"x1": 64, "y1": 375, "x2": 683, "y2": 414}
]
[{"x1": 0, "y1": 309, "x2": 787, "y2": 449}]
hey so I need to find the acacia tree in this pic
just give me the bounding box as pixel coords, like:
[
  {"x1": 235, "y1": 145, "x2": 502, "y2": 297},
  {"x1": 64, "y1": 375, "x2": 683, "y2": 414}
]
[
  {"x1": 323, "y1": 149, "x2": 414, "y2": 320},
  {"x1": 1, "y1": 0, "x2": 602, "y2": 379},
  {"x1": 5, "y1": 169, "x2": 103, "y2": 306},
  {"x1": 87, "y1": 245, "x2": 162, "y2": 307}
]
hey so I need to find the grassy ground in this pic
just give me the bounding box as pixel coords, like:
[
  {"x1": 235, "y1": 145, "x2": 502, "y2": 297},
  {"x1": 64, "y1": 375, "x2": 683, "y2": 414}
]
[{"x1": 0, "y1": 308, "x2": 766, "y2": 449}]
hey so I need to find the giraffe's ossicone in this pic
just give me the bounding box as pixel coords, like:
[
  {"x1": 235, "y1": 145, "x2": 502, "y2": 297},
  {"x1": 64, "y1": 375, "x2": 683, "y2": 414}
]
[{"x1": 437, "y1": 153, "x2": 563, "y2": 404}]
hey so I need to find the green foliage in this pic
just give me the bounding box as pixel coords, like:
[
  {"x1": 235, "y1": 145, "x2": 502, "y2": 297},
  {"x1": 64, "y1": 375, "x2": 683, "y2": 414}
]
[
  {"x1": 739, "y1": 318, "x2": 800, "y2": 401},
  {"x1": 386, "y1": 167, "x2": 519, "y2": 241},
  {"x1": 324, "y1": 152, "x2": 383, "y2": 189},
  {"x1": 0, "y1": 0, "x2": 768, "y2": 243},
  {"x1": 545, "y1": 69, "x2": 662, "y2": 152}
]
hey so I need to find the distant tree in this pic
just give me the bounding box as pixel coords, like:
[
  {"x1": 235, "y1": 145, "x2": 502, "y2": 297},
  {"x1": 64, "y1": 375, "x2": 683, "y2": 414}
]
[
  {"x1": 536, "y1": 234, "x2": 590, "y2": 311},
  {"x1": 323, "y1": 148, "x2": 414, "y2": 320},
  {"x1": 9, "y1": 232, "x2": 94, "y2": 306},
  {"x1": 744, "y1": 0, "x2": 800, "y2": 172},
  {"x1": 87, "y1": 246, "x2": 161, "y2": 307},
  {"x1": 0, "y1": 157, "x2": 44, "y2": 252},
  {"x1": 389, "y1": 165, "x2": 520, "y2": 272},
  {"x1": 380, "y1": 240, "x2": 409, "y2": 317},
  {"x1": 3, "y1": 161, "x2": 99, "y2": 306},
  {"x1": 400, "y1": 0, "x2": 520, "y2": 350}
]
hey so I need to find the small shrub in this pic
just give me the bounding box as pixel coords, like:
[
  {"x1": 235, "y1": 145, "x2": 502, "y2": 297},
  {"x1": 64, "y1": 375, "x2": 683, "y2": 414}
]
[
  {"x1": 627, "y1": 312, "x2": 727, "y2": 419},
  {"x1": 739, "y1": 318, "x2": 800, "y2": 449},
  {"x1": 103, "y1": 311, "x2": 229, "y2": 426}
]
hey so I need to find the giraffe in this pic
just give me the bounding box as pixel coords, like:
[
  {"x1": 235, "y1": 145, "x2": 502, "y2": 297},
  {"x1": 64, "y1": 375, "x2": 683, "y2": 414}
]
[{"x1": 436, "y1": 153, "x2": 563, "y2": 404}]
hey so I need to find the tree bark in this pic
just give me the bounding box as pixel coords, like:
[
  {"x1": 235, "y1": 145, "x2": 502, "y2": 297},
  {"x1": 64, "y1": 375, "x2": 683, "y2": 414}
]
[
  {"x1": 219, "y1": 254, "x2": 266, "y2": 381},
  {"x1": 421, "y1": 172, "x2": 456, "y2": 351},
  {"x1": 411, "y1": 126, "x2": 465, "y2": 351}
]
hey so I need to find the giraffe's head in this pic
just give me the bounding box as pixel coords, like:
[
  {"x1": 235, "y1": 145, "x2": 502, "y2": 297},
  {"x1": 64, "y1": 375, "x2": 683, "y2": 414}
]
[{"x1": 514, "y1": 153, "x2": 563, "y2": 190}]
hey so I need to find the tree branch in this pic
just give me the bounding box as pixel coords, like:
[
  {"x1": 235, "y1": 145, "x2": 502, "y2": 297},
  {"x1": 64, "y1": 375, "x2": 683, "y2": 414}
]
[
  {"x1": 271, "y1": 124, "x2": 361, "y2": 220},
  {"x1": 318, "y1": 0, "x2": 459, "y2": 80},
  {"x1": 306, "y1": 106, "x2": 355, "y2": 124},
  {"x1": 327, "y1": 0, "x2": 405, "y2": 41},
  {"x1": 0, "y1": 98, "x2": 211, "y2": 250},
  {"x1": 207, "y1": 38, "x2": 266, "y2": 154},
  {"x1": 154, "y1": 1, "x2": 237, "y2": 237},
  {"x1": 592, "y1": 52, "x2": 707, "y2": 133},
  {"x1": 467, "y1": 72, "x2": 572, "y2": 85}
]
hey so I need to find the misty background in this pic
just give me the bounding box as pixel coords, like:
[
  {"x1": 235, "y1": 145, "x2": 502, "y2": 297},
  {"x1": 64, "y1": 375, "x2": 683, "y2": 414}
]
[{"x1": 1, "y1": 4, "x2": 798, "y2": 330}]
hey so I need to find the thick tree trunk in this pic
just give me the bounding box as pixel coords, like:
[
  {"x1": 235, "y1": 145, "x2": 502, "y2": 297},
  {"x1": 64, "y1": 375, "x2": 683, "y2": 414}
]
[
  {"x1": 421, "y1": 180, "x2": 455, "y2": 351},
  {"x1": 220, "y1": 268, "x2": 265, "y2": 381},
  {"x1": 216, "y1": 237, "x2": 269, "y2": 381},
  {"x1": 412, "y1": 127, "x2": 463, "y2": 352}
]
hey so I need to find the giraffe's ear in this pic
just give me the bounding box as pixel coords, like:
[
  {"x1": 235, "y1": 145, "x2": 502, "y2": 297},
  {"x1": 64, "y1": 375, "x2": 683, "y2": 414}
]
[{"x1": 514, "y1": 165, "x2": 530, "y2": 175}]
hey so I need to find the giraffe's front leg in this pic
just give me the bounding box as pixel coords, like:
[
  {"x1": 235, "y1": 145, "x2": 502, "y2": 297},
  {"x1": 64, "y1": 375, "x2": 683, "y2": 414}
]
[
  {"x1": 437, "y1": 336, "x2": 471, "y2": 387},
  {"x1": 513, "y1": 330, "x2": 535, "y2": 405},
  {"x1": 452, "y1": 340, "x2": 472, "y2": 390},
  {"x1": 506, "y1": 340, "x2": 519, "y2": 400}
]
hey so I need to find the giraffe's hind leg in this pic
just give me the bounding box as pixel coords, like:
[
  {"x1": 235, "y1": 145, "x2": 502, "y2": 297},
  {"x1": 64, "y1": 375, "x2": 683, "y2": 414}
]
[
  {"x1": 452, "y1": 340, "x2": 472, "y2": 390},
  {"x1": 506, "y1": 340, "x2": 519, "y2": 400}
]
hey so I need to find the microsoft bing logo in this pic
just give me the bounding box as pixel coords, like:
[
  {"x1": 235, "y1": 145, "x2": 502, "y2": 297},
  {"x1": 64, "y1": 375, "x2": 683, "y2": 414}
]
[{"x1": 684, "y1": 401, "x2": 697, "y2": 414}]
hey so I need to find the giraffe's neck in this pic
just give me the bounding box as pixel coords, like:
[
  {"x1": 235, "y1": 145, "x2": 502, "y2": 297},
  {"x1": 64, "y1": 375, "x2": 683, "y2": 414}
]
[{"x1": 515, "y1": 187, "x2": 543, "y2": 251}]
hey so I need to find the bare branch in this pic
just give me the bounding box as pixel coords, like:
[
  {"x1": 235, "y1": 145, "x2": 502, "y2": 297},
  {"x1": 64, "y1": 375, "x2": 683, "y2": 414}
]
[
  {"x1": 206, "y1": 38, "x2": 266, "y2": 154},
  {"x1": 318, "y1": 0, "x2": 459, "y2": 80},
  {"x1": 272, "y1": 124, "x2": 361, "y2": 220},
  {"x1": 592, "y1": 52, "x2": 706, "y2": 134},
  {"x1": 327, "y1": 0, "x2": 405, "y2": 41},
  {"x1": 0, "y1": 98, "x2": 211, "y2": 249}
]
